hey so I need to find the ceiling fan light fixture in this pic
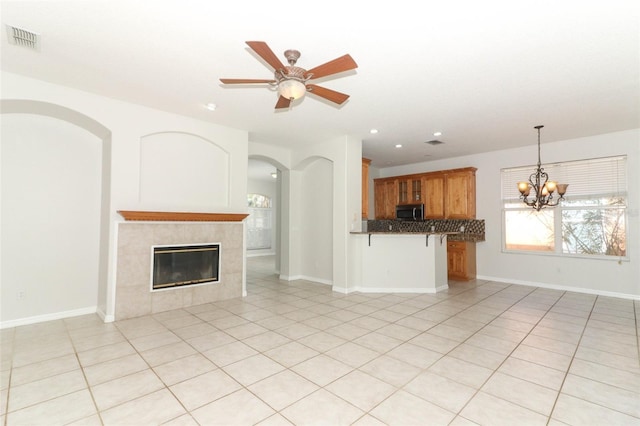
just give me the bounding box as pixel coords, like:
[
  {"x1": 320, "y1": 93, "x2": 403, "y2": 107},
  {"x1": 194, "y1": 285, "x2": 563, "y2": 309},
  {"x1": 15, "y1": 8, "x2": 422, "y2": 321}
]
[{"x1": 278, "y1": 79, "x2": 306, "y2": 100}]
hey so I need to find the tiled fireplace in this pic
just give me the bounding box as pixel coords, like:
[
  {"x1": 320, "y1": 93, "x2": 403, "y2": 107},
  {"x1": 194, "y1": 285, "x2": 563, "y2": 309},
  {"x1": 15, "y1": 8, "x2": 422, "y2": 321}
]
[{"x1": 114, "y1": 212, "x2": 246, "y2": 320}]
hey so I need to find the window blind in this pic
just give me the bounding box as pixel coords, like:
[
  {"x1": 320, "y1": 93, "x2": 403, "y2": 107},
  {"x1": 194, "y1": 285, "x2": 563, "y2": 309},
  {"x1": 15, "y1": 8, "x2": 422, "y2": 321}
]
[{"x1": 501, "y1": 155, "x2": 627, "y2": 201}]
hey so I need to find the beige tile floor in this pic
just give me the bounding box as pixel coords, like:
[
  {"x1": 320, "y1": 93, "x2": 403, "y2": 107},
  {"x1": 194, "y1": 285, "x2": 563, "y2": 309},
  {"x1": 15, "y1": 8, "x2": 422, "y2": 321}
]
[{"x1": 1, "y1": 255, "x2": 639, "y2": 425}]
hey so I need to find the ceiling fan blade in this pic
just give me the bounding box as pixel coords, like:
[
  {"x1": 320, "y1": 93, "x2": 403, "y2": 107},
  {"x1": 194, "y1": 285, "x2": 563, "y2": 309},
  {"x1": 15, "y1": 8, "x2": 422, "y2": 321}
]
[
  {"x1": 220, "y1": 78, "x2": 275, "y2": 84},
  {"x1": 304, "y1": 54, "x2": 358, "y2": 79},
  {"x1": 306, "y1": 84, "x2": 350, "y2": 105},
  {"x1": 275, "y1": 96, "x2": 291, "y2": 109},
  {"x1": 246, "y1": 41, "x2": 286, "y2": 71}
]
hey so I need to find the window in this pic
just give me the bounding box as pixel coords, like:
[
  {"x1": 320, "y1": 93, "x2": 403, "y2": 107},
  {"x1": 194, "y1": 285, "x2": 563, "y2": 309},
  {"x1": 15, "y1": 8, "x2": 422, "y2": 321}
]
[
  {"x1": 502, "y1": 156, "x2": 627, "y2": 258},
  {"x1": 247, "y1": 194, "x2": 272, "y2": 250}
]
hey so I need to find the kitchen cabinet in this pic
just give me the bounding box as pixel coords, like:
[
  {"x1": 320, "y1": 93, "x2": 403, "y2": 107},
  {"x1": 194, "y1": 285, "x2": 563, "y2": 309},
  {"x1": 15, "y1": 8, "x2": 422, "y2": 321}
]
[
  {"x1": 447, "y1": 241, "x2": 476, "y2": 281},
  {"x1": 374, "y1": 179, "x2": 397, "y2": 219},
  {"x1": 397, "y1": 175, "x2": 424, "y2": 205},
  {"x1": 373, "y1": 167, "x2": 476, "y2": 219},
  {"x1": 445, "y1": 168, "x2": 476, "y2": 219},
  {"x1": 362, "y1": 158, "x2": 371, "y2": 218},
  {"x1": 424, "y1": 174, "x2": 445, "y2": 218}
]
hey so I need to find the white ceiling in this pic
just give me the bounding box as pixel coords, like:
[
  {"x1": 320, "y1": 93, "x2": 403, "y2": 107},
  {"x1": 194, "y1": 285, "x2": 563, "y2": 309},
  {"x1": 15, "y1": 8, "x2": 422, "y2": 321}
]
[{"x1": 2, "y1": 1, "x2": 639, "y2": 168}]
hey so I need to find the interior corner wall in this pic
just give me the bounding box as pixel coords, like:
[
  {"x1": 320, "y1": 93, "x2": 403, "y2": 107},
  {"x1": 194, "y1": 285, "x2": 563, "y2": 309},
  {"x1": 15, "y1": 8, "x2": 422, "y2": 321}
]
[{"x1": 377, "y1": 129, "x2": 640, "y2": 298}]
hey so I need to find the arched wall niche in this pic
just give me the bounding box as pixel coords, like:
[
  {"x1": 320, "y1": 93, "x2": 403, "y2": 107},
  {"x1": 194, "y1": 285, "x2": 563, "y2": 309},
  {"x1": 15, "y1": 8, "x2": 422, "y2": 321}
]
[
  {"x1": 0, "y1": 99, "x2": 113, "y2": 324},
  {"x1": 139, "y1": 131, "x2": 230, "y2": 208}
]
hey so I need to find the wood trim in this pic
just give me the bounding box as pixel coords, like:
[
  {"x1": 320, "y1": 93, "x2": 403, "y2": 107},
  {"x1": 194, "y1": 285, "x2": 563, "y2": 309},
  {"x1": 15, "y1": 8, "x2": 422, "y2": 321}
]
[{"x1": 117, "y1": 211, "x2": 249, "y2": 222}]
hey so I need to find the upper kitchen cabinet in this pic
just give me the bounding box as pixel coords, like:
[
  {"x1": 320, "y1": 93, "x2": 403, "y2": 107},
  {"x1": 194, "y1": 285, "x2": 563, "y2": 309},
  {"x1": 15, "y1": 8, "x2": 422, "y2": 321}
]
[
  {"x1": 444, "y1": 167, "x2": 477, "y2": 219},
  {"x1": 373, "y1": 167, "x2": 477, "y2": 220},
  {"x1": 397, "y1": 175, "x2": 424, "y2": 205},
  {"x1": 374, "y1": 178, "x2": 397, "y2": 219},
  {"x1": 362, "y1": 158, "x2": 371, "y2": 218},
  {"x1": 424, "y1": 173, "x2": 445, "y2": 219}
]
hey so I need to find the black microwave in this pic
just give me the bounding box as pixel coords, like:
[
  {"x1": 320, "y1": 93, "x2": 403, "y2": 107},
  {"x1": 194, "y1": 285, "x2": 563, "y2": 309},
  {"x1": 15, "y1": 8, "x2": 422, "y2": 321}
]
[{"x1": 396, "y1": 203, "x2": 424, "y2": 221}]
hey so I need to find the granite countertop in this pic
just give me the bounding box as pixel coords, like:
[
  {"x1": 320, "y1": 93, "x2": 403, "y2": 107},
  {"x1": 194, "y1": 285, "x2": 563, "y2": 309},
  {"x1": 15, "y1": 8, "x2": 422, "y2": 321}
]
[
  {"x1": 350, "y1": 230, "x2": 484, "y2": 242},
  {"x1": 350, "y1": 231, "x2": 461, "y2": 235}
]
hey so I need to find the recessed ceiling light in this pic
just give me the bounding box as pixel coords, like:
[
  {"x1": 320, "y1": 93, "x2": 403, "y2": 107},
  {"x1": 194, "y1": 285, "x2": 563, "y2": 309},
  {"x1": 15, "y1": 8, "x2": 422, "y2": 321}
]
[
  {"x1": 433, "y1": 131, "x2": 442, "y2": 137},
  {"x1": 205, "y1": 103, "x2": 217, "y2": 111},
  {"x1": 370, "y1": 129, "x2": 379, "y2": 134},
  {"x1": 270, "y1": 172, "x2": 277, "y2": 179},
  {"x1": 395, "y1": 144, "x2": 402, "y2": 148}
]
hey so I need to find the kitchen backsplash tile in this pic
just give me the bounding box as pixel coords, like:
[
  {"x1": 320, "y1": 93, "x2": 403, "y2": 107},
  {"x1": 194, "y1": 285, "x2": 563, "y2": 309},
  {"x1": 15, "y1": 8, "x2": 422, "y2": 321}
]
[{"x1": 365, "y1": 219, "x2": 485, "y2": 242}]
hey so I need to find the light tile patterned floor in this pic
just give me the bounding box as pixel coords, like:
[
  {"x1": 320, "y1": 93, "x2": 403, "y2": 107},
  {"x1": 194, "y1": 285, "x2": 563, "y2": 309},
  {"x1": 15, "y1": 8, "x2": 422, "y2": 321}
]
[{"x1": 1, "y1": 256, "x2": 639, "y2": 425}]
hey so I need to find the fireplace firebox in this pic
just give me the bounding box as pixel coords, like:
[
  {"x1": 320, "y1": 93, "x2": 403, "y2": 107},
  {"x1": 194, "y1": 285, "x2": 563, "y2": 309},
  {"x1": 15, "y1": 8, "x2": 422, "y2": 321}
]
[{"x1": 151, "y1": 243, "x2": 220, "y2": 290}]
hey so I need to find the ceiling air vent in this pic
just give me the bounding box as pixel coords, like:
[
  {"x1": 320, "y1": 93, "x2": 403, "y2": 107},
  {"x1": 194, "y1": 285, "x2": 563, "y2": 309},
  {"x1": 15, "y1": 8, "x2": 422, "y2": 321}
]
[
  {"x1": 6, "y1": 24, "x2": 40, "y2": 51},
  {"x1": 425, "y1": 140, "x2": 444, "y2": 146}
]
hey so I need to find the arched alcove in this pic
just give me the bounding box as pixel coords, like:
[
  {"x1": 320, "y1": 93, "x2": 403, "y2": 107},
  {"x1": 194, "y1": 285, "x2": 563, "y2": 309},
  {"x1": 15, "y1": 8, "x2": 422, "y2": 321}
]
[
  {"x1": 139, "y1": 131, "x2": 229, "y2": 208},
  {"x1": 0, "y1": 99, "x2": 112, "y2": 325}
]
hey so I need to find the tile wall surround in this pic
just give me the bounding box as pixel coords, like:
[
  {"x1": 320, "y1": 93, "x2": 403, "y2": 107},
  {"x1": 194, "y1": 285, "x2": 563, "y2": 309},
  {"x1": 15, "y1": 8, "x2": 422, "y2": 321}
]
[
  {"x1": 366, "y1": 219, "x2": 485, "y2": 242},
  {"x1": 115, "y1": 222, "x2": 244, "y2": 321}
]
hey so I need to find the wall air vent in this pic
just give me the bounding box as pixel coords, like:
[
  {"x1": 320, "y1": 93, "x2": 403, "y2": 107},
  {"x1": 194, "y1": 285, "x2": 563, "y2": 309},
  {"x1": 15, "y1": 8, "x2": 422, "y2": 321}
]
[
  {"x1": 425, "y1": 140, "x2": 444, "y2": 146},
  {"x1": 6, "y1": 24, "x2": 40, "y2": 51}
]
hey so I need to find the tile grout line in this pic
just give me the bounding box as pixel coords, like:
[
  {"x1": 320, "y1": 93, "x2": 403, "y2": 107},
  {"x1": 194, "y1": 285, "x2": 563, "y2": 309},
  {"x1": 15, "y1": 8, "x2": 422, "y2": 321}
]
[{"x1": 432, "y1": 285, "x2": 566, "y2": 424}]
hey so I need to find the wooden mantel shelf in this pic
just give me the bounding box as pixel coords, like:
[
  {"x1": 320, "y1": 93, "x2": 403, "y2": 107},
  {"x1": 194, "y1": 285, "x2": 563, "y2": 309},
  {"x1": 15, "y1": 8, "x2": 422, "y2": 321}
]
[{"x1": 118, "y1": 210, "x2": 249, "y2": 222}]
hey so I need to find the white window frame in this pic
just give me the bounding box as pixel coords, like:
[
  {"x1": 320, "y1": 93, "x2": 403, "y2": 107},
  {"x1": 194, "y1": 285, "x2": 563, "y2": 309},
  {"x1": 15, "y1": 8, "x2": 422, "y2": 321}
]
[{"x1": 501, "y1": 155, "x2": 628, "y2": 261}]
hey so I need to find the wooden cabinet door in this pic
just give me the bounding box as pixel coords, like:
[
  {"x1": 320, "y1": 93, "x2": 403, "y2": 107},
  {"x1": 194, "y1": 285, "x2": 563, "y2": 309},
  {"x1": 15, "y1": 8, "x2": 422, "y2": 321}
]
[
  {"x1": 384, "y1": 180, "x2": 397, "y2": 218},
  {"x1": 397, "y1": 177, "x2": 423, "y2": 205},
  {"x1": 445, "y1": 171, "x2": 476, "y2": 219},
  {"x1": 447, "y1": 241, "x2": 476, "y2": 280},
  {"x1": 374, "y1": 179, "x2": 397, "y2": 219},
  {"x1": 424, "y1": 174, "x2": 445, "y2": 218},
  {"x1": 397, "y1": 179, "x2": 409, "y2": 204},
  {"x1": 410, "y1": 178, "x2": 423, "y2": 204},
  {"x1": 447, "y1": 241, "x2": 467, "y2": 280},
  {"x1": 362, "y1": 158, "x2": 371, "y2": 218},
  {"x1": 374, "y1": 180, "x2": 386, "y2": 219}
]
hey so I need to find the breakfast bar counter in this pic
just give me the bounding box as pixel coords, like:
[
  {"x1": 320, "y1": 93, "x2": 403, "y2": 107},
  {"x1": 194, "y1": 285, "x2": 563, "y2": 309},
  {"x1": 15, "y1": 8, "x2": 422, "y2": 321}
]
[{"x1": 349, "y1": 232, "x2": 453, "y2": 293}]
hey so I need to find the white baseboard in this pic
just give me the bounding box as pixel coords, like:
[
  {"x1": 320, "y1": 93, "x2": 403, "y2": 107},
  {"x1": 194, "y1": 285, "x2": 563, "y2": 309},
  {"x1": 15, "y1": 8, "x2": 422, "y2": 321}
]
[
  {"x1": 334, "y1": 285, "x2": 447, "y2": 294},
  {"x1": 279, "y1": 274, "x2": 298, "y2": 281},
  {"x1": 476, "y1": 275, "x2": 640, "y2": 301},
  {"x1": 246, "y1": 251, "x2": 276, "y2": 258},
  {"x1": 0, "y1": 306, "x2": 98, "y2": 329},
  {"x1": 278, "y1": 274, "x2": 332, "y2": 286},
  {"x1": 299, "y1": 275, "x2": 332, "y2": 286},
  {"x1": 96, "y1": 307, "x2": 114, "y2": 323}
]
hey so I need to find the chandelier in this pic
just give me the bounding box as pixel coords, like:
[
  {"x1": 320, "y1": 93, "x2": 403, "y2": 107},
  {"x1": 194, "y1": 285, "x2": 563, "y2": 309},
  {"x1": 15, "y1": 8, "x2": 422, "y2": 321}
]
[{"x1": 517, "y1": 125, "x2": 568, "y2": 211}]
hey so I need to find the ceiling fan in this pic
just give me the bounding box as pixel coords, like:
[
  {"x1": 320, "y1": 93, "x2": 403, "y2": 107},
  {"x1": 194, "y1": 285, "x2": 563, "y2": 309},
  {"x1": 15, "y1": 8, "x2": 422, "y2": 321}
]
[{"x1": 220, "y1": 41, "x2": 358, "y2": 109}]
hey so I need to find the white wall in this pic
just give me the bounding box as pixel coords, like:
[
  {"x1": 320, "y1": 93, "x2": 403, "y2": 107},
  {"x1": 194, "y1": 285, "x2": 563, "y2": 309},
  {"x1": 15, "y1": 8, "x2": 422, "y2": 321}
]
[
  {"x1": 1, "y1": 114, "x2": 101, "y2": 321},
  {"x1": 378, "y1": 129, "x2": 640, "y2": 298},
  {"x1": 300, "y1": 158, "x2": 333, "y2": 284},
  {"x1": 140, "y1": 132, "x2": 230, "y2": 209},
  {"x1": 1, "y1": 72, "x2": 249, "y2": 325}
]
